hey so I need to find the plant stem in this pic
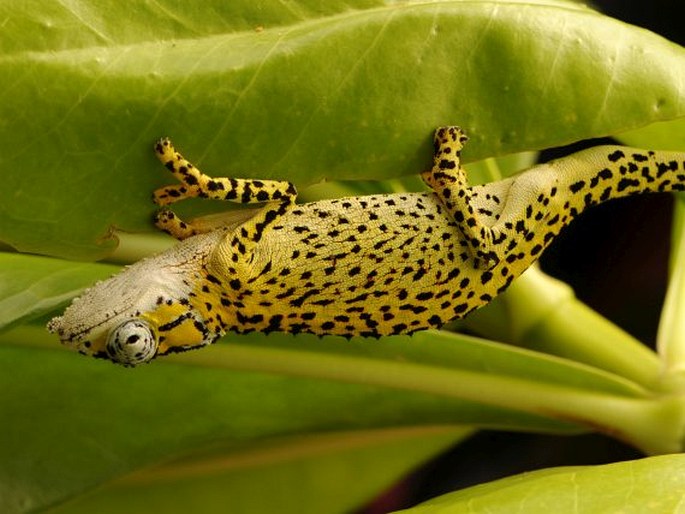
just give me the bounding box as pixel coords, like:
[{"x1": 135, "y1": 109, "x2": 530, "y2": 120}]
[
  {"x1": 657, "y1": 196, "x2": 685, "y2": 388},
  {"x1": 463, "y1": 266, "x2": 664, "y2": 390},
  {"x1": 173, "y1": 342, "x2": 684, "y2": 454}
]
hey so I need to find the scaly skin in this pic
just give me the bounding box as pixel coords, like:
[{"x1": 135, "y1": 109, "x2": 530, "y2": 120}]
[{"x1": 47, "y1": 127, "x2": 685, "y2": 366}]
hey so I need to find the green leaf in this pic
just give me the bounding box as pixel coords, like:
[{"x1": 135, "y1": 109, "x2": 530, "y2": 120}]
[
  {"x1": 2, "y1": 251, "x2": 683, "y2": 514},
  {"x1": 0, "y1": 253, "x2": 119, "y2": 331},
  {"x1": 0, "y1": 333, "x2": 576, "y2": 514},
  {"x1": 395, "y1": 454, "x2": 685, "y2": 513},
  {"x1": 2, "y1": 1, "x2": 685, "y2": 258},
  {"x1": 50, "y1": 427, "x2": 467, "y2": 514},
  {"x1": 3, "y1": 254, "x2": 663, "y2": 512},
  {"x1": 617, "y1": 118, "x2": 685, "y2": 150}
]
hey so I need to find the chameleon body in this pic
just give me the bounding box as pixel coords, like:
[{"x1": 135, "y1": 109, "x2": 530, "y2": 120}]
[{"x1": 48, "y1": 127, "x2": 685, "y2": 366}]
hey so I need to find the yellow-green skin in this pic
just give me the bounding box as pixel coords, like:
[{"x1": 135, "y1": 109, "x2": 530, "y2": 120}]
[{"x1": 47, "y1": 127, "x2": 685, "y2": 366}]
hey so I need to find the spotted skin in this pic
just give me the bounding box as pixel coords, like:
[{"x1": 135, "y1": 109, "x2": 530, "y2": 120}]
[{"x1": 47, "y1": 127, "x2": 685, "y2": 366}]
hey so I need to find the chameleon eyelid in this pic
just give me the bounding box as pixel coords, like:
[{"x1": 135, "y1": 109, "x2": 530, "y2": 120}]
[{"x1": 106, "y1": 319, "x2": 158, "y2": 367}]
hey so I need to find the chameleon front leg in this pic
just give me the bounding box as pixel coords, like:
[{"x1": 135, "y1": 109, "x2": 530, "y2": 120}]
[
  {"x1": 152, "y1": 138, "x2": 297, "y2": 260},
  {"x1": 421, "y1": 127, "x2": 506, "y2": 268}
]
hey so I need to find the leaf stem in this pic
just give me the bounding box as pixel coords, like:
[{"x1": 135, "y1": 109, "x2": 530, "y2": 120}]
[
  {"x1": 172, "y1": 342, "x2": 683, "y2": 454},
  {"x1": 657, "y1": 195, "x2": 685, "y2": 389},
  {"x1": 464, "y1": 267, "x2": 664, "y2": 390}
]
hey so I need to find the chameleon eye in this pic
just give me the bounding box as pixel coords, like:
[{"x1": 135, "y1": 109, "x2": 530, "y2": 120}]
[{"x1": 106, "y1": 319, "x2": 157, "y2": 366}]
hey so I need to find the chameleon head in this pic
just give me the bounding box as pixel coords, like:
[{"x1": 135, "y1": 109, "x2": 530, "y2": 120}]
[
  {"x1": 46, "y1": 247, "x2": 218, "y2": 367},
  {"x1": 47, "y1": 288, "x2": 162, "y2": 367}
]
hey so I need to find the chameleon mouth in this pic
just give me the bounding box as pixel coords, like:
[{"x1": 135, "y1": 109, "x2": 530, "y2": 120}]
[
  {"x1": 46, "y1": 315, "x2": 63, "y2": 335},
  {"x1": 47, "y1": 315, "x2": 108, "y2": 343},
  {"x1": 47, "y1": 297, "x2": 136, "y2": 342}
]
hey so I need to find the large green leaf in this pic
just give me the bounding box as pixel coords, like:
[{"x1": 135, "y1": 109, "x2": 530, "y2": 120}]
[
  {"x1": 2, "y1": 1, "x2": 685, "y2": 258},
  {"x1": 0, "y1": 334, "x2": 580, "y2": 514},
  {"x1": 4, "y1": 254, "x2": 669, "y2": 512},
  {"x1": 3, "y1": 253, "x2": 684, "y2": 512},
  {"x1": 50, "y1": 427, "x2": 466, "y2": 514},
  {"x1": 395, "y1": 454, "x2": 685, "y2": 513}
]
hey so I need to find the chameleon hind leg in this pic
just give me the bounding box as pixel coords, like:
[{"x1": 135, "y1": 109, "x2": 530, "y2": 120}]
[
  {"x1": 421, "y1": 127, "x2": 506, "y2": 268},
  {"x1": 152, "y1": 139, "x2": 297, "y2": 259}
]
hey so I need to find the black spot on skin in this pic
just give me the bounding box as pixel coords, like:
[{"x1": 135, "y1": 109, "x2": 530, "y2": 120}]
[
  {"x1": 427, "y1": 315, "x2": 442, "y2": 326},
  {"x1": 617, "y1": 178, "x2": 640, "y2": 192},
  {"x1": 439, "y1": 159, "x2": 456, "y2": 170},
  {"x1": 454, "y1": 303, "x2": 469, "y2": 314},
  {"x1": 392, "y1": 323, "x2": 408, "y2": 333},
  {"x1": 275, "y1": 288, "x2": 296, "y2": 299},
  {"x1": 569, "y1": 181, "x2": 585, "y2": 193},
  {"x1": 240, "y1": 184, "x2": 253, "y2": 203},
  {"x1": 657, "y1": 162, "x2": 672, "y2": 178},
  {"x1": 206, "y1": 274, "x2": 222, "y2": 285},
  {"x1": 598, "y1": 168, "x2": 613, "y2": 180},
  {"x1": 345, "y1": 293, "x2": 369, "y2": 304},
  {"x1": 158, "y1": 312, "x2": 192, "y2": 332},
  {"x1": 267, "y1": 315, "x2": 283, "y2": 331},
  {"x1": 480, "y1": 271, "x2": 493, "y2": 285},
  {"x1": 290, "y1": 289, "x2": 320, "y2": 308},
  {"x1": 257, "y1": 261, "x2": 273, "y2": 277},
  {"x1": 608, "y1": 150, "x2": 625, "y2": 162},
  {"x1": 413, "y1": 268, "x2": 427, "y2": 281}
]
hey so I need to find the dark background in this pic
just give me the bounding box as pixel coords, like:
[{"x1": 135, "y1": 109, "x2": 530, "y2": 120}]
[{"x1": 363, "y1": 1, "x2": 683, "y2": 511}]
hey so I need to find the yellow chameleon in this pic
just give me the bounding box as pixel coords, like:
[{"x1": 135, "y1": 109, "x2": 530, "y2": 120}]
[{"x1": 48, "y1": 127, "x2": 685, "y2": 366}]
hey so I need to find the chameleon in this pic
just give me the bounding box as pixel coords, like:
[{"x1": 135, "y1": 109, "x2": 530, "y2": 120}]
[{"x1": 47, "y1": 127, "x2": 685, "y2": 366}]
